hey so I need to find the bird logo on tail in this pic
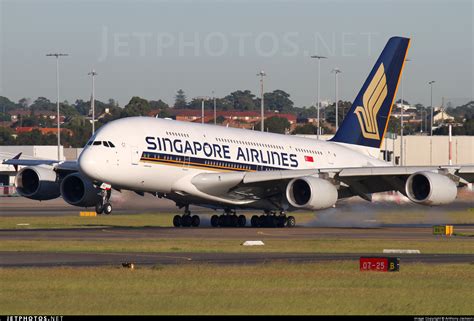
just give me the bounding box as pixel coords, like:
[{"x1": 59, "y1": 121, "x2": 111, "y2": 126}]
[{"x1": 353, "y1": 63, "x2": 388, "y2": 140}]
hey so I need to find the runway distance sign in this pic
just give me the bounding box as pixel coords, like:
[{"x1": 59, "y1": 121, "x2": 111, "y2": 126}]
[{"x1": 359, "y1": 257, "x2": 400, "y2": 272}]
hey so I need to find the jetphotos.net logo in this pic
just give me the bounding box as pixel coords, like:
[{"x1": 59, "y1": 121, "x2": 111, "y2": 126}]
[
  {"x1": 5, "y1": 317, "x2": 63, "y2": 321},
  {"x1": 97, "y1": 28, "x2": 380, "y2": 61}
]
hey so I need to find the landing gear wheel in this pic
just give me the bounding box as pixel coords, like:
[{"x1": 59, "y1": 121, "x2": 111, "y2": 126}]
[
  {"x1": 258, "y1": 215, "x2": 266, "y2": 227},
  {"x1": 277, "y1": 216, "x2": 286, "y2": 228},
  {"x1": 182, "y1": 215, "x2": 192, "y2": 227},
  {"x1": 287, "y1": 216, "x2": 296, "y2": 228},
  {"x1": 230, "y1": 215, "x2": 238, "y2": 227},
  {"x1": 218, "y1": 215, "x2": 225, "y2": 227},
  {"x1": 95, "y1": 203, "x2": 104, "y2": 215},
  {"x1": 251, "y1": 215, "x2": 259, "y2": 227},
  {"x1": 238, "y1": 215, "x2": 246, "y2": 227},
  {"x1": 191, "y1": 215, "x2": 200, "y2": 227},
  {"x1": 173, "y1": 215, "x2": 182, "y2": 227},
  {"x1": 103, "y1": 203, "x2": 112, "y2": 215},
  {"x1": 211, "y1": 215, "x2": 219, "y2": 227}
]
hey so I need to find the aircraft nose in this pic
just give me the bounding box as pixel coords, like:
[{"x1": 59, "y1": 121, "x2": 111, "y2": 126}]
[{"x1": 78, "y1": 149, "x2": 99, "y2": 180}]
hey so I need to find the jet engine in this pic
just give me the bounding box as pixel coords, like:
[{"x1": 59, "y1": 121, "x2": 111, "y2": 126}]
[
  {"x1": 286, "y1": 177, "x2": 338, "y2": 210},
  {"x1": 405, "y1": 171, "x2": 457, "y2": 206},
  {"x1": 60, "y1": 173, "x2": 102, "y2": 207},
  {"x1": 14, "y1": 165, "x2": 60, "y2": 200}
]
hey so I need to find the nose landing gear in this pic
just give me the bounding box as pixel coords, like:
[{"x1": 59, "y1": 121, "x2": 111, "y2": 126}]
[{"x1": 95, "y1": 189, "x2": 112, "y2": 215}]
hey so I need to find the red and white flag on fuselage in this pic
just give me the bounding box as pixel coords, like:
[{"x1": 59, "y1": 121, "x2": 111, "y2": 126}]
[{"x1": 304, "y1": 155, "x2": 314, "y2": 162}]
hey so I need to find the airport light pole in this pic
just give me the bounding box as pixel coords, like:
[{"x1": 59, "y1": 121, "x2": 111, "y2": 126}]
[
  {"x1": 400, "y1": 58, "x2": 410, "y2": 166},
  {"x1": 331, "y1": 68, "x2": 341, "y2": 131},
  {"x1": 88, "y1": 69, "x2": 98, "y2": 135},
  {"x1": 257, "y1": 70, "x2": 266, "y2": 132},
  {"x1": 212, "y1": 90, "x2": 217, "y2": 125},
  {"x1": 46, "y1": 53, "x2": 69, "y2": 162},
  {"x1": 311, "y1": 55, "x2": 327, "y2": 139},
  {"x1": 428, "y1": 80, "x2": 435, "y2": 136},
  {"x1": 197, "y1": 96, "x2": 209, "y2": 124}
]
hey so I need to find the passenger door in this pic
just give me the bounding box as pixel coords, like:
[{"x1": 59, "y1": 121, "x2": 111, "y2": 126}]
[{"x1": 131, "y1": 146, "x2": 141, "y2": 165}]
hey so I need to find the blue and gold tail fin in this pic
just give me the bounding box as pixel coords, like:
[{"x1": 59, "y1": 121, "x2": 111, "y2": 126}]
[{"x1": 331, "y1": 36, "x2": 410, "y2": 149}]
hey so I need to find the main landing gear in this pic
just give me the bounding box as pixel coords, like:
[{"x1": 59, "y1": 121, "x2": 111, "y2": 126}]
[
  {"x1": 173, "y1": 206, "x2": 201, "y2": 227},
  {"x1": 171, "y1": 207, "x2": 296, "y2": 228},
  {"x1": 210, "y1": 209, "x2": 246, "y2": 228},
  {"x1": 95, "y1": 189, "x2": 112, "y2": 215},
  {"x1": 249, "y1": 211, "x2": 295, "y2": 228}
]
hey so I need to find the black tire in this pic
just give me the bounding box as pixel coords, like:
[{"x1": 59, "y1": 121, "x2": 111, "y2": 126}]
[
  {"x1": 238, "y1": 215, "x2": 246, "y2": 227},
  {"x1": 182, "y1": 215, "x2": 192, "y2": 227},
  {"x1": 258, "y1": 215, "x2": 266, "y2": 228},
  {"x1": 231, "y1": 215, "x2": 238, "y2": 227},
  {"x1": 103, "y1": 203, "x2": 112, "y2": 215},
  {"x1": 95, "y1": 203, "x2": 104, "y2": 215},
  {"x1": 218, "y1": 215, "x2": 225, "y2": 227},
  {"x1": 173, "y1": 215, "x2": 182, "y2": 227},
  {"x1": 287, "y1": 216, "x2": 296, "y2": 228},
  {"x1": 277, "y1": 216, "x2": 286, "y2": 228},
  {"x1": 250, "y1": 215, "x2": 259, "y2": 227},
  {"x1": 211, "y1": 215, "x2": 219, "y2": 227},
  {"x1": 191, "y1": 215, "x2": 200, "y2": 227}
]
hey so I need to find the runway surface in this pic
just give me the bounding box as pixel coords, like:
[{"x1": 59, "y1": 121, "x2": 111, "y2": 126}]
[
  {"x1": 1, "y1": 225, "x2": 474, "y2": 240},
  {"x1": 1, "y1": 251, "x2": 473, "y2": 267},
  {"x1": 1, "y1": 194, "x2": 472, "y2": 268}
]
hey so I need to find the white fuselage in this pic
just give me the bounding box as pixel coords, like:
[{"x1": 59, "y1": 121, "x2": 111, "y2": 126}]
[{"x1": 78, "y1": 117, "x2": 387, "y2": 195}]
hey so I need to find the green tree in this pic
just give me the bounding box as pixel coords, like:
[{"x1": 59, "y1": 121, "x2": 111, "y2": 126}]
[
  {"x1": 386, "y1": 116, "x2": 400, "y2": 135},
  {"x1": 18, "y1": 98, "x2": 31, "y2": 109},
  {"x1": 122, "y1": 96, "x2": 151, "y2": 117},
  {"x1": 224, "y1": 90, "x2": 258, "y2": 111},
  {"x1": 174, "y1": 89, "x2": 187, "y2": 109},
  {"x1": 292, "y1": 123, "x2": 318, "y2": 135},
  {"x1": 30, "y1": 97, "x2": 54, "y2": 111},
  {"x1": 150, "y1": 99, "x2": 169, "y2": 110},
  {"x1": 0, "y1": 96, "x2": 18, "y2": 114},
  {"x1": 64, "y1": 116, "x2": 93, "y2": 147},
  {"x1": 0, "y1": 127, "x2": 15, "y2": 144},
  {"x1": 263, "y1": 90, "x2": 294, "y2": 112},
  {"x1": 255, "y1": 116, "x2": 290, "y2": 134}
]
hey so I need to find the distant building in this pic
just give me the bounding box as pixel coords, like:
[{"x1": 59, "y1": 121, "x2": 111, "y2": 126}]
[
  {"x1": 431, "y1": 109, "x2": 455, "y2": 124},
  {"x1": 8, "y1": 109, "x2": 65, "y2": 124},
  {"x1": 14, "y1": 127, "x2": 73, "y2": 136},
  {"x1": 173, "y1": 110, "x2": 297, "y2": 129}
]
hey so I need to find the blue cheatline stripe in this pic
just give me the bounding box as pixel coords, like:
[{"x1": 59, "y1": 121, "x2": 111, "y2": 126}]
[{"x1": 140, "y1": 151, "x2": 287, "y2": 172}]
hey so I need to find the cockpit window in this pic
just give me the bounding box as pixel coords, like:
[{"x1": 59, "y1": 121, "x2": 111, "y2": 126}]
[
  {"x1": 109, "y1": 142, "x2": 115, "y2": 148},
  {"x1": 87, "y1": 141, "x2": 93, "y2": 146},
  {"x1": 103, "y1": 141, "x2": 110, "y2": 147},
  {"x1": 93, "y1": 141, "x2": 101, "y2": 146}
]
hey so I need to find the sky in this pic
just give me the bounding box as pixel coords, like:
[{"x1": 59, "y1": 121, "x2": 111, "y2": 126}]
[{"x1": 0, "y1": 0, "x2": 473, "y2": 108}]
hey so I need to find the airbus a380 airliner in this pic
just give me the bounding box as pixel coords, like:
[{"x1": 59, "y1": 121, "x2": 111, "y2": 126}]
[{"x1": 5, "y1": 37, "x2": 474, "y2": 228}]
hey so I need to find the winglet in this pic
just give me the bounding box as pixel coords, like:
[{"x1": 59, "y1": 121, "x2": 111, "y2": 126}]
[{"x1": 12, "y1": 152, "x2": 22, "y2": 172}]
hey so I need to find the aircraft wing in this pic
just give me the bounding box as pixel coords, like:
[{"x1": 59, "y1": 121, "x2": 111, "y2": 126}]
[
  {"x1": 2, "y1": 153, "x2": 78, "y2": 172},
  {"x1": 187, "y1": 165, "x2": 474, "y2": 203}
]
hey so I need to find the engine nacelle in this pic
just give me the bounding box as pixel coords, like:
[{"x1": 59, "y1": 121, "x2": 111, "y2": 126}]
[
  {"x1": 14, "y1": 166, "x2": 60, "y2": 200},
  {"x1": 60, "y1": 173, "x2": 102, "y2": 207},
  {"x1": 286, "y1": 177, "x2": 338, "y2": 210},
  {"x1": 405, "y1": 171, "x2": 457, "y2": 206}
]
